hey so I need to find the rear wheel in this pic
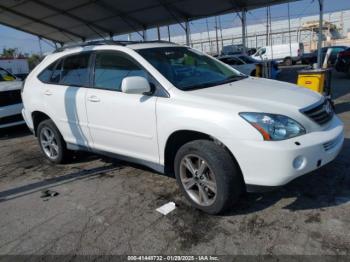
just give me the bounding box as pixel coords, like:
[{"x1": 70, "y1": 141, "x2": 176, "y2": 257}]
[
  {"x1": 37, "y1": 119, "x2": 69, "y2": 164},
  {"x1": 174, "y1": 140, "x2": 244, "y2": 214}
]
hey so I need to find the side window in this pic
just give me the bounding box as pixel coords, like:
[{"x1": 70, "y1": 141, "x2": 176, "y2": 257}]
[
  {"x1": 93, "y1": 52, "x2": 147, "y2": 91},
  {"x1": 255, "y1": 48, "x2": 266, "y2": 56},
  {"x1": 60, "y1": 53, "x2": 90, "y2": 86},
  {"x1": 38, "y1": 62, "x2": 56, "y2": 83},
  {"x1": 332, "y1": 47, "x2": 344, "y2": 54}
]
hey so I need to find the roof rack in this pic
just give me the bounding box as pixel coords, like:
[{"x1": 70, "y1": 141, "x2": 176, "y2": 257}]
[{"x1": 54, "y1": 40, "x2": 176, "y2": 53}]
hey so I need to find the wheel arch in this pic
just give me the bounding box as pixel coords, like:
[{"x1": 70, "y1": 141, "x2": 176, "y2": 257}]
[
  {"x1": 163, "y1": 129, "x2": 243, "y2": 180},
  {"x1": 31, "y1": 111, "x2": 52, "y2": 136}
]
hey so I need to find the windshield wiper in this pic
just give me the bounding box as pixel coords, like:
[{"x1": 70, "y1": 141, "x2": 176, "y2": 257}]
[
  {"x1": 181, "y1": 75, "x2": 247, "y2": 91},
  {"x1": 216, "y1": 74, "x2": 248, "y2": 85}
]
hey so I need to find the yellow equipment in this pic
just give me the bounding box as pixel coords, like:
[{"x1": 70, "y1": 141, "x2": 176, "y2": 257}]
[
  {"x1": 3, "y1": 75, "x2": 15, "y2": 81},
  {"x1": 297, "y1": 68, "x2": 332, "y2": 97}
]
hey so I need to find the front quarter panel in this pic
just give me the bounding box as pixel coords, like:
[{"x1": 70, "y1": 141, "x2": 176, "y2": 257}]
[{"x1": 156, "y1": 94, "x2": 262, "y2": 165}]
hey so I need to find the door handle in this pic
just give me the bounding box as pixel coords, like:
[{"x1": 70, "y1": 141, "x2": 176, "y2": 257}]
[
  {"x1": 44, "y1": 90, "x2": 52, "y2": 96},
  {"x1": 87, "y1": 95, "x2": 100, "y2": 102}
]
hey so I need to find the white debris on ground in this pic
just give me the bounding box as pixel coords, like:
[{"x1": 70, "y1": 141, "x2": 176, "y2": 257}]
[{"x1": 156, "y1": 202, "x2": 176, "y2": 215}]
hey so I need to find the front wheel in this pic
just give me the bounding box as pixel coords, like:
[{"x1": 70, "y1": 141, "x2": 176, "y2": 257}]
[
  {"x1": 37, "y1": 119, "x2": 69, "y2": 164},
  {"x1": 174, "y1": 140, "x2": 244, "y2": 214}
]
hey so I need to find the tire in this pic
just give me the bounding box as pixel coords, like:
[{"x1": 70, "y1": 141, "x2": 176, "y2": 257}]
[
  {"x1": 37, "y1": 119, "x2": 69, "y2": 164},
  {"x1": 174, "y1": 140, "x2": 244, "y2": 214},
  {"x1": 284, "y1": 57, "x2": 293, "y2": 66}
]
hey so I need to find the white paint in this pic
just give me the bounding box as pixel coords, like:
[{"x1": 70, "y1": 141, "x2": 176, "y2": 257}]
[
  {"x1": 156, "y1": 202, "x2": 176, "y2": 215},
  {"x1": 22, "y1": 43, "x2": 344, "y2": 188}
]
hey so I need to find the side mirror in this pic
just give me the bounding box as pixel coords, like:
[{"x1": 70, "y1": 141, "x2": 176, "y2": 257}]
[{"x1": 121, "y1": 76, "x2": 151, "y2": 95}]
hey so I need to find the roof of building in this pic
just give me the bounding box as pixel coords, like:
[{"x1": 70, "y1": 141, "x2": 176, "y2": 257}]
[{"x1": 0, "y1": 0, "x2": 299, "y2": 44}]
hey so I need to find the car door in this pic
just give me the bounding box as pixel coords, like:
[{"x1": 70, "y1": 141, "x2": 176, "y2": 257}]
[
  {"x1": 42, "y1": 53, "x2": 92, "y2": 147},
  {"x1": 85, "y1": 51, "x2": 159, "y2": 164}
]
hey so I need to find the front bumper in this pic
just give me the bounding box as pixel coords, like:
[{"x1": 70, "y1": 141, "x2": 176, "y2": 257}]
[
  {"x1": 0, "y1": 103, "x2": 25, "y2": 128},
  {"x1": 226, "y1": 116, "x2": 344, "y2": 187}
]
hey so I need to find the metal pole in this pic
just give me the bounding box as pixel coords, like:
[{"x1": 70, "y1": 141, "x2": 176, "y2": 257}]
[
  {"x1": 157, "y1": 26, "x2": 161, "y2": 40},
  {"x1": 128, "y1": 33, "x2": 132, "y2": 41},
  {"x1": 288, "y1": 3, "x2": 292, "y2": 56},
  {"x1": 218, "y1": 16, "x2": 224, "y2": 49},
  {"x1": 215, "y1": 16, "x2": 220, "y2": 55},
  {"x1": 206, "y1": 18, "x2": 212, "y2": 54},
  {"x1": 266, "y1": 7, "x2": 269, "y2": 46},
  {"x1": 269, "y1": 6, "x2": 273, "y2": 60},
  {"x1": 167, "y1": 25, "x2": 171, "y2": 42},
  {"x1": 185, "y1": 20, "x2": 191, "y2": 46},
  {"x1": 38, "y1": 36, "x2": 43, "y2": 57},
  {"x1": 200, "y1": 33, "x2": 204, "y2": 52},
  {"x1": 143, "y1": 29, "x2": 148, "y2": 41},
  {"x1": 317, "y1": 0, "x2": 324, "y2": 68},
  {"x1": 241, "y1": 9, "x2": 247, "y2": 54}
]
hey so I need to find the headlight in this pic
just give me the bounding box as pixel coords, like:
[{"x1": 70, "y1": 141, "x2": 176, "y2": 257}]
[{"x1": 240, "y1": 112, "x2": 306, "y2": 141}]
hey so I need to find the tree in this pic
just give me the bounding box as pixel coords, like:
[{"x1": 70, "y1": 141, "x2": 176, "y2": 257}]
[
  {"x1": 27, "y1": 54, "x2": 42, "y2": 70},
  {"x1": 1, "y1": 48, "x2": 18, "y2": 58}
]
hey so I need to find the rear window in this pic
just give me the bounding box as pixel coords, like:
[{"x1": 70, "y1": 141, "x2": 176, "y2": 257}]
[
  {"x1": 38, "y1": 52, "x2": 91, "y2": 86},
  {"x1": 38, "y1": 62, "x2": 56, "y2": 83}
]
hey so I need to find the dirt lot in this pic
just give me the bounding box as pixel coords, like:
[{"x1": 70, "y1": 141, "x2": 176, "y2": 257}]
[{"x1": 0, "y1": 68, "x2": 349, "y2": 256}]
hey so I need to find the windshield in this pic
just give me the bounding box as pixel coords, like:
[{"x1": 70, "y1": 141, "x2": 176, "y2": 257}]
[
  {"x1": 0, "y1": 68, "x2": 16, "y2": 82},
  {"x1": 137, "y1": 47, "x2": 245, "y2": 91}
]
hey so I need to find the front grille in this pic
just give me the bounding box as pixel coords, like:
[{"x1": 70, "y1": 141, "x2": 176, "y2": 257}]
[
  {"x1": 0, "y1": 90, "x2": 22, "y2": 107},
  {"x1": 301, "y1": 100, "x2": 334, "y2": 125},
  {"x1": 0, "y1": 114, "x2": 23, "y2": 125},
  {"x1": 323, "y1": 134, "x2": 343, "y2": 152}
]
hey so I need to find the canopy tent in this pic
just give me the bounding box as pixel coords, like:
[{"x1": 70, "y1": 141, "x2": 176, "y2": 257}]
[{"x1": 0, "y1": 0, "x2": 299, "y2": 44}]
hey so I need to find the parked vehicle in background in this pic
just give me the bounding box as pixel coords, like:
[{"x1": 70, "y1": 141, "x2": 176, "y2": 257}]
[
  {"x1": 218, "y1": 55, "x2": 257, "y2": 76},
  {"x1": 301, "y1": 46, "x2": 348, "y2": 66},
  {"x1": 335, "y1": 47, "x2": 350, "y2": 75},
  {"x1": 252, "y1": 43, "x2": 304, "y2": 66},
  {"x1": 0, "y1": 58, "x2": 30, "y2": 80},
  {"x1": 22, "y1": 41, "x2": 344, "y2": 214},
  {"x1": 221, "y1": 45, "x2": 256, "y2": 57},
  {"x1": 218, "y1": 55, "x2": 280, "y2": 79},
  {"x1": 221, "y1": 44, "x2": 244, "y2": 55},
  {"x1": 0, "y1": 67, "x2": 24, "y2": 128}
]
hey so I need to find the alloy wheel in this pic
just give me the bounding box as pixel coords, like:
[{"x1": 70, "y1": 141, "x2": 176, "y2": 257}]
[
  {"x1": 179, "y1": 154, "x2": 217, "y2": 206},
  {"x1": 40, "y1": 126, "x2": 59, "y2": 160}
]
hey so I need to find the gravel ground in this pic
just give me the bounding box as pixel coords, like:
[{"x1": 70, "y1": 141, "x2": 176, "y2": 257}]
[{"x1": 0, "y1": 68, "x2": 349, "y2": 256}]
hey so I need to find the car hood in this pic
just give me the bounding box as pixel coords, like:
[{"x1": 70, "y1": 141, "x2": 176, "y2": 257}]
[
  {"x1": 187, "y1": 77, "x2": 322, "y2": 111},
  {"x1": 0, "y1": 80, "x2": 22, "y2": 92}
]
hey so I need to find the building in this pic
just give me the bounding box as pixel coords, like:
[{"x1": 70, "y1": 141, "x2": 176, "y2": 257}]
[{"x1": 169, "y1": 10, "x2": 350, "y2": 55}]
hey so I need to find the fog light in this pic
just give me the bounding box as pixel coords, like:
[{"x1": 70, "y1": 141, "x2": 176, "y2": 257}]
[{"x1": 293, "y1": 156, "x2": 306, "y2": 170}]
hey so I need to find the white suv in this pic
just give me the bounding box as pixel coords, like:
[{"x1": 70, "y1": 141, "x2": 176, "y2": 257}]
[{"x1": 21, "y1": 41, "x2": 344, "y2": 214}]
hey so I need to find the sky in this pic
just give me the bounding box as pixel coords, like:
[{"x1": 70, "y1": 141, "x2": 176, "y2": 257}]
[{"x1": 0, "y1": 0, "x2": 350, "y2": 55}]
